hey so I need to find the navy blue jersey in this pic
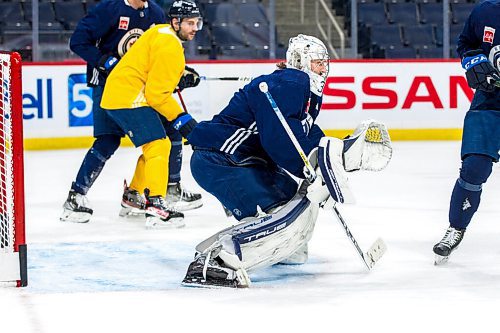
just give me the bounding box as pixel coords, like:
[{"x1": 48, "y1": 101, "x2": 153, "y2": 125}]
[
  {"x1": 456, "y1": 0, "x2": 499, "y2": 58},
  {"x1": 187, "y1": 68, "x2": 325, "y2": 179},
  {"x1": 456, "y1": 0, "x2": 500, "y2": 110},
  {"x1": 70, "y1": 0, "x2": 166, "y2": 87}
]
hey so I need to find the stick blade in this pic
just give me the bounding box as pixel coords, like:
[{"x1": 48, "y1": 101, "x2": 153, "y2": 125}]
[{"x1": 364, "y1": 238, "x2": 387, "y2": 269}]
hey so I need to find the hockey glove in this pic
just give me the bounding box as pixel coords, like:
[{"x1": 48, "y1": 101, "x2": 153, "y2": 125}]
[
  {"x1": 97, "y1": 53, "x2": 119, "y2": 77},
  {"x1": 461, "y1": 49, "x2": 500, "y2": 92},
  {"x1": 177, "y1": 66, "x2": 200, "y2": 91},
  {"x1": 173, "y1": 112, "x2": 198, "y2": 138}
]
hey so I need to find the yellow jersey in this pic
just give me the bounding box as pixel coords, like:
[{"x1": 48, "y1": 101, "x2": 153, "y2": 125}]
[{"x1": 100, "y1": 24, "x2": 185, "y2": 120}]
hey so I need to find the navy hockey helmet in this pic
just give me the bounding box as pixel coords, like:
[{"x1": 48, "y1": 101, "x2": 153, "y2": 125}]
[
  {"x1": 169, "y1": 1, "x2": 202, "y2": 19},
  {"x1": 168, "y1": 1, "x2": 203, "y2": 30}
]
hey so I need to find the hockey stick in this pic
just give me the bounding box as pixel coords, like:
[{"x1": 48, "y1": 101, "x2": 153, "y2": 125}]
[
  {"x1": 258, "y1": 81, "x2": 386, "y2": 270},
  {"x1": 176, "y1": 88, "x2": 188, "y2": 111},
  {"x1": 200, "y1": 76, "x2": 253, "y2": 82},
  {"x1": 258, "y1": 82, "x2": 316, "y2": 182}
]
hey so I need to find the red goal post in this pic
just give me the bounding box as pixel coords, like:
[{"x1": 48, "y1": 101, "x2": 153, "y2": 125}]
[{"x1": 0, "y1": 51, "x2": 27, "y2": 287}]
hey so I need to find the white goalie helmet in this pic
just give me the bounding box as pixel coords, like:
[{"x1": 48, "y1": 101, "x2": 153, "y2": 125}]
[{"x1": 286, "y1": 34, "x2": 330, "y2": 95}]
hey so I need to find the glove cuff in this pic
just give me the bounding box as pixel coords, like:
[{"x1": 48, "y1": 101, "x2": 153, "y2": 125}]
[{"x1": 462, "y1": 53, "x2": 489, "y2": 70}]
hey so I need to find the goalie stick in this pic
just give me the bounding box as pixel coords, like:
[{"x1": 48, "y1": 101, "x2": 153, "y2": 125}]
[{"x1": 258, "y1": 81, "x2": 386, "y2": 270}]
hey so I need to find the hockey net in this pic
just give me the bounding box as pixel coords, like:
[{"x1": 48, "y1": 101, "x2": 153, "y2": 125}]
[{"x1": 0, "y1": 51, "x2": 27, "y2": 287}]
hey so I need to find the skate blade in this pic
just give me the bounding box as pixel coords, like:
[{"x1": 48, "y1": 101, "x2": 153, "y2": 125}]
[
  {"x1": 60, "y1": 210, "x2": 91, "y2": 223},
  {"x1": 119, "y1": 206, "x2": 146, "y2": 218},
  {"x1": 168, "y1": 200, "x2": 203, "y2": 212},
  {"x1": 434, "y1": 254, "x2": 449, "y2": 265},
  {"x1": 181, "y1": 278, "x2": 242, "y2": 289},
  {"x1": 145, "y1": 216, "x2": 185, "y2": 229}
]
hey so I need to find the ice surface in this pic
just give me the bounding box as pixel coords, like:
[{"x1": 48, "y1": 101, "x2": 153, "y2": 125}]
[{"x1": 1, "y1": 141, "x2": 499, "y2": 332}]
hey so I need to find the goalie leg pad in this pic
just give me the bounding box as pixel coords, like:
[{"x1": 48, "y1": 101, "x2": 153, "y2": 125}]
[
  {"x1": 317, "y1": 137, "x2": 355, "y2": 204},
  {"x1": 195, "y1": 195, "x2": 319, "y2": 273},
  {"x1": 343, "y1": 120, "x2": 392, "y2": 172}
]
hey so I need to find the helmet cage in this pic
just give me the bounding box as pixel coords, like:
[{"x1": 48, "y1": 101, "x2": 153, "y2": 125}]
[{"x1": 286, "y1": 34, "x2": 330, "y2": 95}]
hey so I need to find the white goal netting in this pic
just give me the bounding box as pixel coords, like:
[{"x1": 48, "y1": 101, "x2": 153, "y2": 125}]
[
  {"x1": 0, "y1": 52, "x2": 15, "y2": 252},
  {"x1": 0, "y1": 51, "x2": 27, "y2": 286}
]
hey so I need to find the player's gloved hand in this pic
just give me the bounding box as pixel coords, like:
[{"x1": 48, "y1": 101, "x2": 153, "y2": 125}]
[
  {"x1": 97, "y1": 53, "x2": 119, "y2": 77},
  {"x1": 177, "y1": 65, "x2": 200, "y2": 91},
  {"x1": 462, "y1": 49, "x2": 500, "y2": 92},
  {"x1": 172, "y1": 112, "x2": 198, "y2": 138}
]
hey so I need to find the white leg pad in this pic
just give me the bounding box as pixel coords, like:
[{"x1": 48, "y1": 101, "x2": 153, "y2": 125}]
[
  {"x1": 196, "y1": 195, "x2": 319, "y2": 272},
  {"x1": 317, "y1": 137, "x2": 355, "y2": 204}
]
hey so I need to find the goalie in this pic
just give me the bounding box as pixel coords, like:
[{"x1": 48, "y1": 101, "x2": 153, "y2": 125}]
[{"x1": 181, "y1": 34, "x2": 392, "y2": 287}]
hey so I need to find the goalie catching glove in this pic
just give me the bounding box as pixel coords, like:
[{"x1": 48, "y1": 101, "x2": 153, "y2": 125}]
[
  {"x1": 306, "y1": 120, "x2": 392, "y2": 207},
  {"x1": 462, "y1": 49, "x2": 500, "y2": 93}
]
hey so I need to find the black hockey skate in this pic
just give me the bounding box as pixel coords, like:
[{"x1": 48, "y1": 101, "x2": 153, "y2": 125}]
[
  {"x1": 433, "y1": 227, "x2": 466, "y2": 265},
  {"x1": 60, "y1": 189, "x2": 93, "y2": 223},
  {"x1": 119, "y1": 180, "x2": 146, "y2": 217},
  {"x1": 144, "y1": 189, "x2": 185, "y2": 229},
  {"x1": 182, "y1": 253, "x2": 250, "y2": 288},
  {"x1": 166, "y1": 182, "x2": 203, "y2": 211}
]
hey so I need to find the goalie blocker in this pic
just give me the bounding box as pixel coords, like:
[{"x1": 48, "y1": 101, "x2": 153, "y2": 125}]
[{"x1": 182, "y1": 120, "x2": 392, "y2": 288}]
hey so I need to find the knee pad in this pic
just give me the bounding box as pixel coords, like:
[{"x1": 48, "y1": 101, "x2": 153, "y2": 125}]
[
  {"x1": 460, "y1": 154, "x2": 493, "y2": 186},
  {"x1": 92, "y1": 135, "x2": 121, "y2": 160}
]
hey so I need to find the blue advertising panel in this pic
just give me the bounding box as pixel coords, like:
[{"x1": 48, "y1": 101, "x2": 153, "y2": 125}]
[{"x1": 68, "y1": 73, "x2": 93, "y2": 127}]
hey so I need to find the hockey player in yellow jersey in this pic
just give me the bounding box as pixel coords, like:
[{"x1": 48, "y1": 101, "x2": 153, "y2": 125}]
[{"x1": 100, "y1": 0, "x2": 202, "y2": 228}]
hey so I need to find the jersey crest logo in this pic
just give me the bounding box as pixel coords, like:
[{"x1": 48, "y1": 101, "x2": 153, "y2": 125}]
[
  {"x1": 483, "y1": 26, "x2": 495, "y2": 44},
  {"x1": 118, "y1": 17, "x2": 130, "y2": 30}
]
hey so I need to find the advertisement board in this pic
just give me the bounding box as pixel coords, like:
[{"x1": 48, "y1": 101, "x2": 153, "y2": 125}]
[{"x1": 21, "y1": 60, "x2": 473, "y2": 149}]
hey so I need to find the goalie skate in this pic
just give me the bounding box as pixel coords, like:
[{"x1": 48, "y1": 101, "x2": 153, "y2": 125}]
[{"x1": 182, "y1": 253, "x2": 250, "y2": 288}]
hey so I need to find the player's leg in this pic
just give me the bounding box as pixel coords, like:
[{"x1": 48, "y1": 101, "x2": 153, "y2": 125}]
[
  {"x1": 119, "y1": 156, "x2": 147, "y2": 217},
  {"x1": 433, "y1": 154, "x2": 494, "y2": 260},
  {"x1": 163, "y1": 120, "x2": 203, "y2": 211},
  {"x1": 107, "y1": 106, "x2": 184, "y2": 228},
  {"x1": 61, "y1": 86, "x2": 123, "y2": 223},
  {"x1": 434, "y1": 109, "x2": 500, "y2": 263},
  {"x1": 190, "y1": 149, "x2": 298, "y2": 220}
]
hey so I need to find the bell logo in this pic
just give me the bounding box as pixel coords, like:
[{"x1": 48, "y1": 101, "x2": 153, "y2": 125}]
[{"x1": 483, "y1": 26, "x2": 495, "y2": 44}]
